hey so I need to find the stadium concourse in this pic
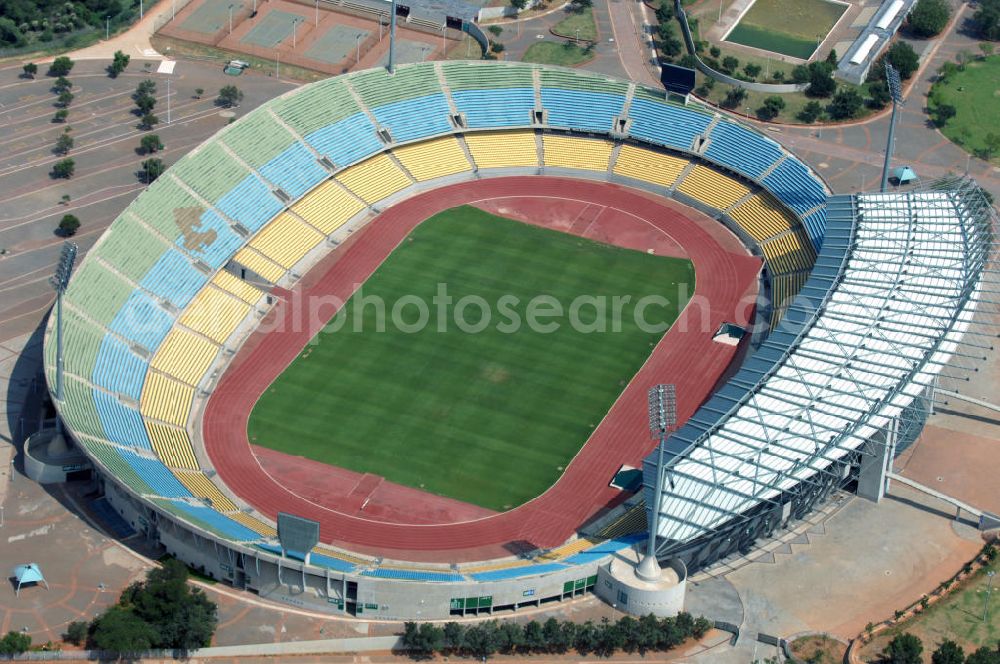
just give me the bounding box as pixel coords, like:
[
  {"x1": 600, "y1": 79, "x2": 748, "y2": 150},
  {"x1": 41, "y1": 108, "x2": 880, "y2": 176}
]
[{"x1": 36, "y1": 58, "x2": 997, "y2": 620}]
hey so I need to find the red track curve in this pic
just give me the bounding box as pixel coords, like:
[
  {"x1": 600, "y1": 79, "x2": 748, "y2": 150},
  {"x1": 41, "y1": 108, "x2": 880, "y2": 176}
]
[{"x1": 202, "y1": 177, "x2": 762, "y2": 562}]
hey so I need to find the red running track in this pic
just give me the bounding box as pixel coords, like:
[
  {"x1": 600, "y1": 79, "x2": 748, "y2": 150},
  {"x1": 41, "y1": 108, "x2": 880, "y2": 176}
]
[{"x1": 203, "y1": 177, "x2": 761, "y2": 562}]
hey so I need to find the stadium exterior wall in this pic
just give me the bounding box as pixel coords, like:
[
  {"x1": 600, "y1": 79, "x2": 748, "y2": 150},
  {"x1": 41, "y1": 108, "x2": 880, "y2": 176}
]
[{"x1": 100, "y1": 478, "x2": 609, "y2": 619}]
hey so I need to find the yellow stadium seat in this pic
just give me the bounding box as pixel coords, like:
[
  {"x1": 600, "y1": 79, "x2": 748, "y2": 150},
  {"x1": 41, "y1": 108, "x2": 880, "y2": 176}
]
[
  {"x1": 465, "y1": 130, "x2": 538, "y2": 169},
  {"x1": 180, "y1": 286, "x2": 251, "y2": 344},
  {"x1": 248, "y1": 213, "x2": 325, "y2": 270},
  {"x1": 292, "y1": 180, "x2": 366, "y2": 235},
  {"x1": 151, "y1": 327, "x2": 219, "y2": 386},
  {"x1": 730, "y1": 194, "x2": 796, "y2": 242},
  {"x1": 140, "y1": 372, "x2": 194, "y2": 426},
  {"x1": 233, "y1": 247, "x2": 285, "y2": 283},
  {"x1": 146, "y1": 420, "x2": 199, "y2": 469},
  {"x1": 336, "y1": 154, "x2": 411, "y2": 204},
  {"x1": 176, "y1": 471, "x2": 239, "y2": 512},
  {"x1": 229, "y1": 512, "x2": 277, "y2": 537},
  {"x1": 613, "y1": 146, "x2": 688, "y2": 187},
  {"x1": 542, "y1": 135, "x2": 613, "y2": 171},
  {"x1": 212, "y1": 269, "x2": 265, "y2": 305},
  {"x1": 537, "y1": 537, "x2": 599, "y2": 561},
  {"x1": 393, "y1": 137, "x2": 472, "y2": 181},
  {"x1": 677, "y1": 165, "x2": 750, "y2": 210}
]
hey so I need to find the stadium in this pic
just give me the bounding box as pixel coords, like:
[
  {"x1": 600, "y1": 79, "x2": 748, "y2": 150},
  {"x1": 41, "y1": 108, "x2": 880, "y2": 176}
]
[{"x1": 37, "y1": 60, "x2": 996, "y2": 620}]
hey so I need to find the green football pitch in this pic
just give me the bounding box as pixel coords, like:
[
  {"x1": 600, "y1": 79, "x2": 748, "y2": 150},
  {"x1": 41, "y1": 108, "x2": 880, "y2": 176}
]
[
  {"x1": 724, "y1": 0, "x2": 846, "y2": 59},
  {"x1": 247, "y1": 206, "x2": 694, "y2": 511}
]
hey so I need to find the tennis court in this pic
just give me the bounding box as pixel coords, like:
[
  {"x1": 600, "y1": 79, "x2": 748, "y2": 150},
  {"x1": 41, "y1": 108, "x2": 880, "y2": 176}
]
[
  {"x1": 376, "y1": 38, "x2": 435, "y2": 66},
  {"x1": 180, "y1": 0, "x2": 247, "y2": 34},
  {"x1": 241, "y1": 9, "x2": 305, "y2": 47},
  {"x1": 305, "y1": 24, "x2": 371, "y2": 65}
]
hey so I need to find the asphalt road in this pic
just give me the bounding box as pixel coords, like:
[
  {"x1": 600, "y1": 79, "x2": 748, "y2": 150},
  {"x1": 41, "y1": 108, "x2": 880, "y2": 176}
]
[{"x1": 0, "y1": 58, "x2": 296, "y2": 342}]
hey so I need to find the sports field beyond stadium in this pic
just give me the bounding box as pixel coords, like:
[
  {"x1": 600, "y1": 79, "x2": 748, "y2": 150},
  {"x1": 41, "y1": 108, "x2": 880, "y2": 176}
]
[
  {"x1": 724, "y1": 0, "x2": 846, "y2": 59},
  {"x1": 248, "y1": 206, "x2": 694, "y2": 511}
]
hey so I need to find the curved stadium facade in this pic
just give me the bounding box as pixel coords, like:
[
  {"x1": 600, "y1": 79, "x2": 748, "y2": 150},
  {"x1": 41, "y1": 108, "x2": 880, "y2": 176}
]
[{"x1": 41, "y1": 60, "x2": 996, "y2": 619}]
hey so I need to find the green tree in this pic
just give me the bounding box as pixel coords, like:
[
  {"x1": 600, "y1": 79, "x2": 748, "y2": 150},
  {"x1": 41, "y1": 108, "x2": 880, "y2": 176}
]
[
  {"x1": 966, "y1": 645, "x2": 1000, "y2": 664},
  {"x1": 932, "y1": 639, "x2": 966, "y2": 664},
  {"x1": 52, "y1": 109, "x2": 69, "y2": 122},
  {"x1": 217, "y1": 85, "x2": 244, "y2": 108},
  {"x1": 868, "y1": 78, "x2": 891, "y2": 108},
  {"x1": 139, "y1": 113, "x2": 159, "y2": 130},
  {"x1": 522, "y1": 620, "x2": 544, "y2": 652},
  {"x1": 140, "y1": 157, "x2": 164, "y2": 183},
  {"x1": 826, "y1": 48, "x2": 839, "y2": 66},
  {"x1": 933, "y1": 103, "x2": 956, "y2": 127},
  {"x1": 721, "y1": 55, "x2": 740, "y2": 73},
  {"x1": 48, "y1": 56, "x2": 74, "y2": 77},
  {"x1": 983, "y1": 132, "x2": 1000, "y2": 159},
  {"x1": 55, "y1": 131, "x2": 74, "y2": 154},
  {"x1": 974, "y1": 0, "x2": 1000, "y2": 40},
  {"x1": 710, "y1": 45, "x2": 721, "y2": 57},
  {"x1": 798, "y1": 100, "x2": 824, "y2": 123},
  {"x1": 140, "y1": 134, "x2": 164, "y2": 154},
  {"x1": 883, "y1": 633, "x2": 924, "y2": 664},
  {"x1": 496, "y1": 620, "x2": 523, "y2": 653},
  {"x1": 134, "y1": 93, "x2": 156, "y2": 114},
  {"x1": 51, "y1": 158, "x2": 75, "y2": 179},
  {"x1": 53, "y1": 76, "x2": 71, "y2": 93},
  {"x1": 909, "y1": 0, "x2": 951, "y2": 37},
  {"x1": 135, "y1": 79, "x2": 156, "y2": 97},
  {"x1": 886, "y1": 41, "x2": 920, "y2": 79},
  {"x1": 0, "y1": 18, "x2": 24, "y2": 47},
  {"x1": 743, "y1": 63, "x2": 762, "y2": 79},
  {"x1": 108, "y1": 49, "x2": 130, "y2": 77},
  {"x1": 487, "y1": 24, "x2": 502, "y2": 36},
  {"x1": 757, "y1": 95, "x2": 785, "y2": 120},
  {"x1": 442, "y1": 621, "x2": 464, "y2": 653},
  {"x1": 22, "y1": 62, "x2": 37, "y2": 78},
  {"x1": 510, "y1": 0, "x2": 528, "y2": 11},
  {"x1": 194, "y1": 87, "x2": 205, "y2": 99},
  {"x1": 57, "y1": 90, "x2": 74, "y2": 107},
  {"x1": 829, "y1": 87, "x2": 864, "y2": 119},
  {"x1": 720, "y1": 86, "x2": 747, "y2": 109},
  {"x1": 64, "y1": 620, "x2": 88, "y2": 645},
  {"x1": 88, "y1": 606, "x2": 157, "y2": 652},
  {"x1": 807, "y1": 65, "x2": 837, "y2": 97},
  {"x1": 981, "y1": 42, "x2": 996, "y2": 58},
  {"x1": 58, "y1": 214, "x2": 80, "y2": 236},
  {"x1": 792, "y1": 64, "x2": 811, "y2": 84},
  {"x1": 0, "y1": 631, "x2": 31, "y2": 655}
]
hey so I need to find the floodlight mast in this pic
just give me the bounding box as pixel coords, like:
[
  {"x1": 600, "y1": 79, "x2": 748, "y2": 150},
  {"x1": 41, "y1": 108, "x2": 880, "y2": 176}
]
[
  {"x1": 388, "y1": 0, "x2": 397, "y2": 74},
  {"x1": 880, "y1": 62, "x2": 903, "y2": 193},
  {"x1": 638, "y1": 384, "x2": 676, "y2": 581},
  {"x1": 49, "y1": 242, "x2": 78, "y2": 433}
]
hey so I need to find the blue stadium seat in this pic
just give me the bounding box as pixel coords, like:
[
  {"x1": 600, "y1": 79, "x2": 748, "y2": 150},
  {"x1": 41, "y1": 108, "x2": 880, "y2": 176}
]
[
  {"x1": 108, "y1": 290, "x2": 174, "y2": 353},
  {"x1": 541, "y1": 89, "x2": 624, "y2": 133},
  {"x1": 168, "y1": 501, "x2": 263, "y2": 541},
  {"x1": 370, "y1": 94, "x2": 453, "y2": 143},
  {"x1": 139, "y1": 249, "x2": 207, "y2": 309},
  {"x1": 305, "y1": 112, "x2": 383, "y2": 167},
  {"x1": 802, "y1": 208, "x2": 827, "y2": 251},
  {"x1": 93, "y1": 390, "x2": 152, "y2": 450},
  {"x1": 452, "y1": 88, "x2": 535, "y2": 128},
  {"x1": 705, "y1": 122, "x2": 784, "y2": 179},
  {"x1": 628, "y1": 98, "x2": 711, "y2": 151},
  {"x1": 215, "y1": 175, "x2": 284, "y2": 234},
  {"x1": 182, "y1": 209, "x2": 247, "y2": 269},
  {"x1": 121, "y1": 450, "x2": 191, "y2": 497},
  {"x1": 763, "y1": 159, "x2": 827, "y2": 216},
  {"x1": 470, "y1": 562, "x2": 568, "y2": 582},
  {"x1": 92, "y1": 334, "x2": 148, "y2": 400},
  {"x1": 258, "y1": 142, "x2": 329, "y2": 199},
  {"x1": 256, "y1": 544, "x2": 357, "y2": 573},
  {"x1": 361, "y1": 568, "x2": 465, "y2": 582},
  {"x1": 563, "y1": 534, "x2": 644, "y2": 565},
  {"x1": 91, "y1": 497, "x2": 137, "y2": 539}
]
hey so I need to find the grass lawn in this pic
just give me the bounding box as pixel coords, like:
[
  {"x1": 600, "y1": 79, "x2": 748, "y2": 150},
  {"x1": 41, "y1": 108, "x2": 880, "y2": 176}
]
[
  {"x1": 248, "y1": 206, "x2": 693, "y2": 511},
  {"x1": 724, "y1": 0, "x2": 846, "y2": 59},
  {"x1": 522, "y1": 41, "x2": 594, "y2": 66},
  {"x1": 930, "y1": 55, "x2": 1000, "y2": 163},
  {"x1": 858, "y1": 556, "x2": 1000, "y2": 660},
  {"x1": 552, "y1": 6, "x2": 597, "y2": 42},
  {"x1": 790, "y1": 635, "x2": 846, "y2": 664}
]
